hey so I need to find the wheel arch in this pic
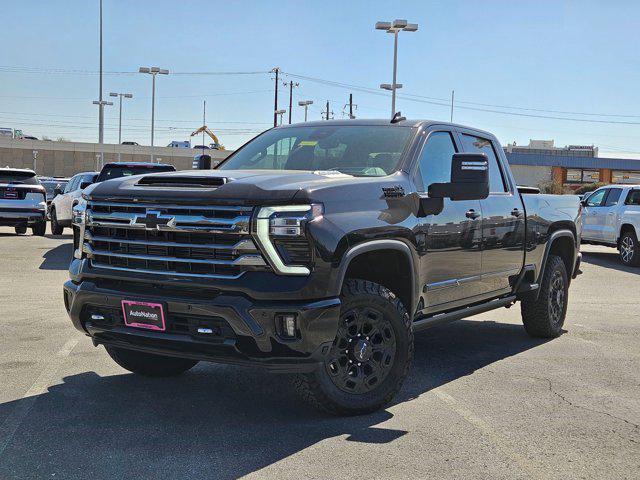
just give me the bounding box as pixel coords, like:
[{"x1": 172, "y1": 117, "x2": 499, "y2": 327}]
[
  {"x1": 335, "y1": 240, "x2": 418, "y2": 316},
  {"x1": 618, "y1": 223, "x2": 638, "y2": 244},
  {"x1": 536, "y1": 228, "x2": 576, "y2": 294}
]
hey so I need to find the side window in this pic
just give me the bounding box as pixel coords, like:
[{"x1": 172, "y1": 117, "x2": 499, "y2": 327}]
[
  {"x1": 64, "y1": 176, "x2": 78, "y2": 193},
  {"x1": 625, "y1": 190, "x2": 640, "y2": 206},
  {"x1": 415, "y1": 131, "x2": 457, "y2": 192},
  {"x1": 604, "y1": 188, "x2": 622, "y2": 206},
  {"x1": 460, "y1": 134, "x2": 508, "y2": 193},
  {"x1": 586, "y1": 189, "x2": 607, "y2": 207}
]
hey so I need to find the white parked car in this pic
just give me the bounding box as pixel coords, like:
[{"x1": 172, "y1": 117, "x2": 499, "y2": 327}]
[
  {"x1": 581, "y1": 184, "x2": 640, "y2": 266},
  {"x1": 0, "y1": 168, "x2": 47, "y2": 235},
  {"x1": 49, "y1": 171, "x2": 98, "y2": 235}
]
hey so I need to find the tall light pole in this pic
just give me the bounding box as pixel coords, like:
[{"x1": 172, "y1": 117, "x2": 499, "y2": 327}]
[
  {"x1": 298, "y1": 100, "x2": 313, "y2": 122},
  {"x1": 275, "y1": 109, "x2": 286, "y2": 126},
  {"x1": 375, "y1": 19, "x2": 418, "y2": 118},
  {"x1": 109, "y1": 92, "x2": 133, "y2": 160},
  {"x1": 92, "y1": 99, "x2": 112, "y2": 168},
  {"x1": 139, "y1": 66, "x2": 169, "y2": 161},
  {"x1": 98, "y1": 0, "x2": 104, "y2": 151}
]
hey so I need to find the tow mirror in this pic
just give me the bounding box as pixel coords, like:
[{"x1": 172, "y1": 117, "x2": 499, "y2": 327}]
[
  {"x1": 53, "y1": 186, "x2": 63, "y2": 196},
  {"x1": 428, "y1": 153, "x2": 489, "y2": 201},
  {"x1": 79, "y1": 181, "x2": 92, "y2": 190}
]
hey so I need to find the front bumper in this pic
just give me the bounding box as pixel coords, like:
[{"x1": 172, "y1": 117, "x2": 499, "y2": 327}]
[{"x1": 63, "y1": 279, "x2": 341, "y2": 373}]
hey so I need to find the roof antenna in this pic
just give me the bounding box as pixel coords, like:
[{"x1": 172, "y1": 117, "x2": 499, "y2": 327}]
[{"x1": 391, "y1": 111, "x2": 406, "y2": 124}]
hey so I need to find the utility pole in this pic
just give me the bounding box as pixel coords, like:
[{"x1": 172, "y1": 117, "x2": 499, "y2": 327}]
[
  {"x1": 283, "y1": 81, "x2": 299, "y2": 124},
  {"x1": 202, "y1": 100, "x2": 206, "y2": 154},
  {"x1": 450, "y1": 90, "x2": 455, "y2": 122},
  {"x1": 271, "y1": 67, "x2": 280, "y2": 127},
  {"x1": 98, "y1": 0, "x2": 104, "y2": 165},
  {"x1": 322, "y1": 101, "x2": 333, "y2": 120},
  {"x1": 343, "y1": 94, "x2": 357, "y2": 119}
]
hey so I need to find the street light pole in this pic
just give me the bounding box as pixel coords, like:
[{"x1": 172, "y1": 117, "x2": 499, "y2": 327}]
[
  {"x1": 298, "y1": 100, "x2": 313, "y2": 122},
  {"x1": 110, "y1": 92, "x2": 133, "y2": 160},
  {"x1": 139, "y1": 67, "x2": 169, "y2": 161},
  {"x1": 97, "y1": 0, "x2": 104, "y2": 165},
  {"x1": 375, "y1": 19, "x2": 418, "y2": 118},
  {"x1": 92, "y1": 99, "x2": 112, "y2": 168},
  {"x1": 275, "y1": 109, "x2": 286, "y2": 126}
]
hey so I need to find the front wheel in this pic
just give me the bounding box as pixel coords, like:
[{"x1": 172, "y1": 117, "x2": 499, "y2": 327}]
[
  {"x1": 294, "y1": 279, "x2": 413, "y2": 416},
  {"x1": 105, "y1": 346, "x2": 198, "y2": 377},
  {"x1": 521, "y1": 254, "x2": 568, "y2": 338},
  {"x1": 619, "y1": 230, "x2": 640, "y2": 266},
  {"x1": 50, "y1": 208, "x2": 64, "y2": 235}
]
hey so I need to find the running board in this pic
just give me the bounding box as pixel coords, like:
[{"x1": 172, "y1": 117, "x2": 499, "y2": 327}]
[{"x1": 413, "y1": 296, "x2": 516, "y2": 332}]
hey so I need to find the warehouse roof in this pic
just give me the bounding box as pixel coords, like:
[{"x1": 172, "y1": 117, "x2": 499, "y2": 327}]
[{"x1": 506, "y1": 152, "x2": 640, "y2": 170}]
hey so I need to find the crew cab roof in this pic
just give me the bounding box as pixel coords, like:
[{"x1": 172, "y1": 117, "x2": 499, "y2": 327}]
[{"x1": 275, "y1": 119, "x2": 496, "y2": 138}]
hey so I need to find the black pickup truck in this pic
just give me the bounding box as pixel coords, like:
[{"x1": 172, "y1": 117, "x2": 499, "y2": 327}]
[{"x1": 64, "y1": 120, "x2": 582, "y2": 415}]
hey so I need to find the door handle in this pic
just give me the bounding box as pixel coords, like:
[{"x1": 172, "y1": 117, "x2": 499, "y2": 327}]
[
  {"x1": 465, "y1": 209, "x2": 480, "y2": 220},
  {"x1": 510, "y1": 208, "x2": 522, "y2": 217}
]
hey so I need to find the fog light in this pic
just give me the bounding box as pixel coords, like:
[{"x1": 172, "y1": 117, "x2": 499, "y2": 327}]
[{"x1": 276, "y1": 313, "x2": 298, "y2": 339}]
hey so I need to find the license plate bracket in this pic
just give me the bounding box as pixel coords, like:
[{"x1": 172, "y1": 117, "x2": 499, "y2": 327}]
[{"x1": 121, "y1": 300, "x2": 166, "y2": 331}]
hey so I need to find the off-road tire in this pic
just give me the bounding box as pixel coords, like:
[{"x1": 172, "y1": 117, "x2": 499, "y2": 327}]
[
  {"x1": 619, "y1": 230, "x2": 640, "y2": 267},
  {"x1": 294, "y1": 279, "x2": 414, "y2": 416},
  {"x1": 32, "y1": 220, "x2": 46, "y2": 236},
  {"x1": 521, "y1": 254, "x2": 568, "y2": 338},
  {"x1": 105, "y1": 346, "x2": 198, "y2": 377},
  {"x1": 14, "y1": 226, "x2": 27, "y2": 235},
  {"x1": 50, "y1": 208, "x2": 64, "y2": 235}
]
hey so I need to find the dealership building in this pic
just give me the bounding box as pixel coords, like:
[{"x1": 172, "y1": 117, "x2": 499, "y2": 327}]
[{"x1": 504, "y1": 140, "x2": 640, "y2": 188}]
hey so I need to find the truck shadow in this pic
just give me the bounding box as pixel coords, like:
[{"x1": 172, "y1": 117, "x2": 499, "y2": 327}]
[
  {"x1": 581, "y1": 249, "x2": 640, "y2": 275},
  {"x1": 0, "y1": 319, "x2": 550, "y2": 479},
  {"x1": 39, "y1": 242, "x2": 74, "y2": 270}
]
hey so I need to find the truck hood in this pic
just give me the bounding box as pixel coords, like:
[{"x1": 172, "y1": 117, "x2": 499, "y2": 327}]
[{"x1": 84, "y1": 169, "x2": 399, "y2": 205}]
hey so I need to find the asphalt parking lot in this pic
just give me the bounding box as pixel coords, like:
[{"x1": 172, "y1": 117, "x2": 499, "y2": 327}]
[{"x1": 0, "y1": 226, "x2": 638, "y2": 480}]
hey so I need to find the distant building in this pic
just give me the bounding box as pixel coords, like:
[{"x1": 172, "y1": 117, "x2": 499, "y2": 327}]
[{"x1": 504, "y1": 139, "x2": 640, "y2": 189}]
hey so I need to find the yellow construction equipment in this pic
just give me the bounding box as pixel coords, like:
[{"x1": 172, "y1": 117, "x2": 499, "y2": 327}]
[{"x1": 190, "y1": 125, "x2": 225, "y2": 150}]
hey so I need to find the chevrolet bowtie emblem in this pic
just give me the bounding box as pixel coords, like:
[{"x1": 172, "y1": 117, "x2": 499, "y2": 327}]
[{"x1": 132, "y1": 210, "x2": 176, "y2": 229}]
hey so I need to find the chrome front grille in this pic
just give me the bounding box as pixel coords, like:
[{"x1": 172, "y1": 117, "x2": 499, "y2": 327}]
[{"x1": 83, "y1": 201, "x2": 269, "y2": 279}]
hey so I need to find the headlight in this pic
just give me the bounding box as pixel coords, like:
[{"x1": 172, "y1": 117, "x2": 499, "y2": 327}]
[
  {"x1": 255, "y1": 204, "x2": 323, "y2": 275},
  {"x1": 72, "y1": 199, "x2": 87, "y2": 226}
]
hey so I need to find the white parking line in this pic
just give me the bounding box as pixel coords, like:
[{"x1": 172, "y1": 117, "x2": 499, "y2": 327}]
[
  {"x1": 434, "y1": 389, "x2": 546, "y2": 479},
  {"x1": 0, "y1": 338, "x2": 78, "y2": 457}
]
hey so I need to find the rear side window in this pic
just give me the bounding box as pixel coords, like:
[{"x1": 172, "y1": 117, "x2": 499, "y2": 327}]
[
  {"x1": 460, "y1": 134, "x2": 508, "y2": 193},
  {"x1": 625, "y1": 190, "x2": 640, "y2": 206},
  {"x1": 415, "y1": 131, "x2": 457, "y2": 191},
  {"x1": 604, "y1": 188, "x2": 622, "y2": 206},
  {"x1": 65, "y1": 176, "x2": 79, "y2": 193}
]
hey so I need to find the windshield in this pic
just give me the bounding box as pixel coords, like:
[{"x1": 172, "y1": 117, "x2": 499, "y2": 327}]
[
  {"x1": 42, "y1": 181, "x2": 67, "y2": 194},
  {"x1": 218, "y1": 125, "x2": 414, "y2": 177},
  {"x1": 0, "y1": 171, "x2": 39, "y2": 185},
  {"x1": 97, "y1": 165, "x2": 175, "y2": 182}
]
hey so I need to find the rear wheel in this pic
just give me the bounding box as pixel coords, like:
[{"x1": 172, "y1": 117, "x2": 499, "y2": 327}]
[
  {"x1": 521, "y1": 254, "x2": 568, "y2": 338},
  {"x1": 294, "y1": 279, "x2": 413, "y2": 416},
  {"x1": 619, "y1": 230, "x2": 640, "y2": 266},
  {"x1": 50, "y1": 208, "x2": 64, "y2": 235},
  {"x1": 14, "y1": 226, "x2": 27, "y2": 235},
  {"x1": 105, "y1": 346, "x2": 198, "y2": 377},
  {"x1": 32, "y1": 220, "x2": 46, "y2": 236}
]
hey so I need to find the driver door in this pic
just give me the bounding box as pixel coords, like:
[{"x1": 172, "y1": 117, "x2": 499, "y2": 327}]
[
  {"x1": 581, "y1": 188, "x2": 608, "y2": 241},
  {"x1": 413, "y1": 129, "x2": 483, "y2": 313}
]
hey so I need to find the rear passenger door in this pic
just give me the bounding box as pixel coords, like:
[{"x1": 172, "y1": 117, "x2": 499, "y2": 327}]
[
  {"x1": 457, "y1": 131, "x2": 525, "y2": 295},
  {"x1": 601, "y1": 187, "x2": 623, "y2": 244},
  {"x1": 57, "y1": 175, "x2": 79, "y2": 221}
]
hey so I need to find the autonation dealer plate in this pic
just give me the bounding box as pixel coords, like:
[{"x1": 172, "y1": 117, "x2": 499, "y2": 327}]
[{"x1": 121, "y1": 300, "x2": 166, "y2": 331}]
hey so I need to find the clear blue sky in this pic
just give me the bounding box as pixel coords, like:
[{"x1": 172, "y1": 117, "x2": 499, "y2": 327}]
[{"x1": 1, "y1": 0, "x2": 639, "y2": 155}]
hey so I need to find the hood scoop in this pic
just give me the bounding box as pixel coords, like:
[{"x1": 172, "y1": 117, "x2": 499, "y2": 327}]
[{"x1": 137, "y1": 175, "x2": 228, "y2": 188}]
